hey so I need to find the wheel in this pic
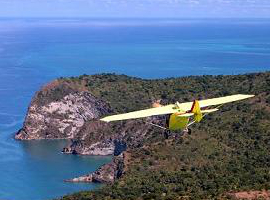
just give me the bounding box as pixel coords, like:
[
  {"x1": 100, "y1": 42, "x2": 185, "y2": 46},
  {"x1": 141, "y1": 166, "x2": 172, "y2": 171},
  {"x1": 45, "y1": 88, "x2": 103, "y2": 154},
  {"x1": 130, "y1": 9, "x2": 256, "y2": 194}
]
[
  {"x1": 163, "y1": 129, "x2": 171, "y2": 139},
  {"x1": 182, "y1": 128, "x2": 191, "y2": 135}
]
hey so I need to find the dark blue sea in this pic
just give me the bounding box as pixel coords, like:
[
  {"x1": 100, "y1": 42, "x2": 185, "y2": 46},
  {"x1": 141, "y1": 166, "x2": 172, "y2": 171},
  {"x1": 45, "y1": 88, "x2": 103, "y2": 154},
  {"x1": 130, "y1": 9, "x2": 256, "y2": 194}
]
[{"x1": 0, "y1": 18, "x2": 269, "y2": 200}]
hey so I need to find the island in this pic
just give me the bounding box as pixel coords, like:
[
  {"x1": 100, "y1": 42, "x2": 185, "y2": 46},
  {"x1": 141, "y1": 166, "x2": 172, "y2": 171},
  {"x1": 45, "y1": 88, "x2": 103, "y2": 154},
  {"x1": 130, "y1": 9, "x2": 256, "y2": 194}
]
[{"x1": 16, "y1": 72, "x2": 270, "y2": 199}]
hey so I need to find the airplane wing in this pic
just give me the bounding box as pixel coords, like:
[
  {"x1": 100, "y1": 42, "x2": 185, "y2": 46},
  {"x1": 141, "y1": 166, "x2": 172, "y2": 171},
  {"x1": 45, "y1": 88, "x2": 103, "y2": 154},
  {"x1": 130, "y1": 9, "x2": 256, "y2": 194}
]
[
  {"x1": 178, "y1": 94, "x2": 254, "y2": 111},
  {"x1": 100, "y1": 104, "x2": 176, "y2": 122},
  {"x1": 100, "y1": 94, "x2": 254, "y2": 122}
]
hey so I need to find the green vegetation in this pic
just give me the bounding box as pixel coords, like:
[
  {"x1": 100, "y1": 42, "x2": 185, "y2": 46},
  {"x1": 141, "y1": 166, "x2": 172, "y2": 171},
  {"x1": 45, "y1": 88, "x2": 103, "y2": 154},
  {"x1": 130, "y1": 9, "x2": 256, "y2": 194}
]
[{"x1": 58, "y1": 72, "x2": 270, "y2": 199}]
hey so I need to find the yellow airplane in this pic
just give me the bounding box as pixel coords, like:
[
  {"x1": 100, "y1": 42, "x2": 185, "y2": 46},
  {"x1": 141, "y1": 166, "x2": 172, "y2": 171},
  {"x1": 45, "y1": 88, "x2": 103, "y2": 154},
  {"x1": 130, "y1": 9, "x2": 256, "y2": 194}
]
[{"x1": 100, "y1": 94, "x2": 254, "y2": 133}]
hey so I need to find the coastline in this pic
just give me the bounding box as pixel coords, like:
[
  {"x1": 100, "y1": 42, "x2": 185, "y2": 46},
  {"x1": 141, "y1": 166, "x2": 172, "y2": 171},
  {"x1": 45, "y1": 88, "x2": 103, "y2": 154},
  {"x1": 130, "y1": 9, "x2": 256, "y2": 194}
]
[
  {"x1": 14, "y1": 72, "x2": 270, "y2": 199},
  {"x1": 1, "y1": 17, "x2": 270, "y2": 200}
]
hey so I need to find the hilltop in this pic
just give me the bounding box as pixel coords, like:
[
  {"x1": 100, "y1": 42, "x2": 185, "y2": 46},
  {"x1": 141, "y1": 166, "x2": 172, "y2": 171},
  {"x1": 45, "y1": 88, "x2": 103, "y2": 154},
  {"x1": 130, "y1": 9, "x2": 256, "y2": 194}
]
[{"x1": 17, "y1": 72, "x2": 270, "y2": 199}]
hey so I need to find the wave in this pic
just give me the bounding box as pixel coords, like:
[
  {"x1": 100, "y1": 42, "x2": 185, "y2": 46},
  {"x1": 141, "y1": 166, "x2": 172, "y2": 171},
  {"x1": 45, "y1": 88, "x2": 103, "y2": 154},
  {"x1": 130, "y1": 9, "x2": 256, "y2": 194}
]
[
  {"x1": 0, "y1": 113, "x2": 23, "y2": 130},
  {"x1": 202, "y1": 66, "x2": 220, "y2": 70},
  {"x1": 0, "y1": 148, "x2": 23, "y2": 162},
  {"x1": 1, "y1": 18, "x2": 252, "y2": 28},
  {"x1": 222, "y1": 51, "x2": 270, "y2": 56},
  {"x1": 0, "y1": 112, "x2": 23, "y2": 117},
  {"x1": 0, "y1": 88, "x2": 14, "y2": 91},
  {"x1": 0, "y1": 118, "x2": 23, "y2": 128}
]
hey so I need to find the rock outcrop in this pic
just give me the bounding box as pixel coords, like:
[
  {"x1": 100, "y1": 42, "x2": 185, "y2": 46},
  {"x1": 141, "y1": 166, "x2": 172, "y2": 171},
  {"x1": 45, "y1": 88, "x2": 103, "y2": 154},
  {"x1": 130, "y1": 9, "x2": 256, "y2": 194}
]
[
  {"x1": 16, "y1": 80, "x2": 111, "y2": 140},
  {"x1": 15, "y1": 77, "x2": 165, "y2": 183},
  {"x1": 62, "y1": 120, "x2": 117, "y2": 155},
  {"x1": 62, "y1": 116, "x2": 164, "y2": 156},
  {"x1": 65, "y1": 153, "x2": 124, "y2": 183},
  {"x1": 226, "y1": 190, "x2": 270, "y2": 199},
  {"x1": 15, "y1": 73, "x2": 270, "y2": 199},
  {"x1": 61, "y1": 117, "x2": 165, "y2": 183}
]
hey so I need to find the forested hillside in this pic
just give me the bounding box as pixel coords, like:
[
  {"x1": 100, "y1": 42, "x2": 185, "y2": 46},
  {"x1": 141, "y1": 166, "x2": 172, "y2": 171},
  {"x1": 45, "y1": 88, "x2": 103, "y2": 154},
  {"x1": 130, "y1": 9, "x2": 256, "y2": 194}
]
[{"x1": 58, "y1": 72, "x2": 270, "y2": 199}]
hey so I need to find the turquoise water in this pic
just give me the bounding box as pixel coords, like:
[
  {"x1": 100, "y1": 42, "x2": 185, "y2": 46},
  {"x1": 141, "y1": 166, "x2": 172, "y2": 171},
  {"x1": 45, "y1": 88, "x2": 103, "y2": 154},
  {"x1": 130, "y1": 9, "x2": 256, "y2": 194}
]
[
  {"x1": 0, "y1": 18, "x2": 270, "y2": 200},
  {"x1": 0, "y1": 131, "x2": 111, "y2": 200}
]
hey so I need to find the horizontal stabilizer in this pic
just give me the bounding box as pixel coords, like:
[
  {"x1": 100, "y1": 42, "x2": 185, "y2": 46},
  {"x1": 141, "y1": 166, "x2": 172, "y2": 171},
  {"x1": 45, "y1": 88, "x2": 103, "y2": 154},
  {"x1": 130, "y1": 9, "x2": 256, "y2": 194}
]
[
  {"x1": 179, "y1": 108, "x2": 218, "y2": 117},
  {"x1": 178, "y1": 113, "x2": 194, "y2": 117},
  {"x1": 202, "y1": 108, "x2": 219, "y2": 113}
]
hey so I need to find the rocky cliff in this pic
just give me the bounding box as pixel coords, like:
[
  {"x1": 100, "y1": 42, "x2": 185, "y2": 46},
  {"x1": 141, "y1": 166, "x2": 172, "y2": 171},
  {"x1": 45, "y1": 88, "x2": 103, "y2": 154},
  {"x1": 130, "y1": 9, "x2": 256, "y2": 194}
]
[
  {"x1": 16, "y1": 80, "x2": 111, "y2": 140},
  {"x1": 15, "y1": 77, "x2": 163, "y2": 183},
  {"x1": 65, "y1": 153, "x2": 125, "y2": 183},
  {"x1": 17, "y1": 73, "x2": 270, "y2": 199},
  {"x1": 62, "y1": 117, "x2": 164, "y2": 183},
  {"x1": 62, "y1": 118, "x2": 162, "y2": 156}
]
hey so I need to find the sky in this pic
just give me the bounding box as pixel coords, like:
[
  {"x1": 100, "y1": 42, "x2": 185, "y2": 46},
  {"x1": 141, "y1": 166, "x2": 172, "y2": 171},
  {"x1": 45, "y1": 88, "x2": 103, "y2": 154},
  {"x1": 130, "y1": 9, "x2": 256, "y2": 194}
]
[{"x1": 0, "y1": 0, "x2": 269, "y2": 18}]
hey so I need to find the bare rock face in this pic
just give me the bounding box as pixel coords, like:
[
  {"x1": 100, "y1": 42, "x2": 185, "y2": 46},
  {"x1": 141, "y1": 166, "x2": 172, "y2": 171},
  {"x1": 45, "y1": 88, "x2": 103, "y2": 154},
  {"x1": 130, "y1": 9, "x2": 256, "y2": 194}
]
[
  {"x1": 63, "y1": 139, "x2": 116, "y2": 156},
  {"x1": 15, "y1": 78, "x2": 164, "y2": 183},
  {"x1": 16, "y1": 80, "x2": 111, "y2": 140},
  {"x1": 65, "y1": 153, "x2": 124, "y2": 183},
  {"x1": 63, "y1": 116, "x2": 164, "y2": 157},
  {"x1": 63, "y1": 117, "x2": 164, "y2": 183},
  {"x1": 62, "y1": 119, "x2": 118, "y2": 155},
  {"x1": 226, "y1": 190, "x2": 270, "y2": 199}
]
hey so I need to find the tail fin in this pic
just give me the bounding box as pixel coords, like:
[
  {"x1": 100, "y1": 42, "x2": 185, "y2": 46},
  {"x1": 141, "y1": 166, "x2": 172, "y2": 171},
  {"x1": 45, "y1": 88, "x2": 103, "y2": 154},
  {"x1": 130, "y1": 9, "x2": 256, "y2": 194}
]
[{"x1": 191, "y1": 100, "x2": 203, "y2": 122}]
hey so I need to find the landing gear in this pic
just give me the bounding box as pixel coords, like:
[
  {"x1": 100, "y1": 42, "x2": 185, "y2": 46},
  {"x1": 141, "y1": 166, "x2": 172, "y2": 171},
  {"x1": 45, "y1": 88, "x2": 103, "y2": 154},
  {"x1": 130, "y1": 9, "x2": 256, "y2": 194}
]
[
  {"x1": 163, "y1": 129, "x2": 171, "y2": 139},
  {"x1": 183, "y1": 128, "x2": 192, "y2": 135},
  {"x1": 163, "y1": 128, "x2": 191, "y2": 139}
]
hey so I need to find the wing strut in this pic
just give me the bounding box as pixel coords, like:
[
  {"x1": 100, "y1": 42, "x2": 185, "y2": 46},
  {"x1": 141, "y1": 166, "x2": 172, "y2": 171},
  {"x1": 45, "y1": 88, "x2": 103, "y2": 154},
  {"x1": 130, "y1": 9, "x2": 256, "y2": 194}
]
[{"x1": 146, "y1": 122, "x2": 168, "y2": 130}]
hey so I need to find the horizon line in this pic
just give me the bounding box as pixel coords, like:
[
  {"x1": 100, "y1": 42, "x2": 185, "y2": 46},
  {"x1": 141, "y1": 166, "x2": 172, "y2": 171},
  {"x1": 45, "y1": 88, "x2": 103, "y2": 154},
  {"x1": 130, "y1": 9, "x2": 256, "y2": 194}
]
[{"x1": 1, "y1": 17, "x2": 270, "y2": 20}]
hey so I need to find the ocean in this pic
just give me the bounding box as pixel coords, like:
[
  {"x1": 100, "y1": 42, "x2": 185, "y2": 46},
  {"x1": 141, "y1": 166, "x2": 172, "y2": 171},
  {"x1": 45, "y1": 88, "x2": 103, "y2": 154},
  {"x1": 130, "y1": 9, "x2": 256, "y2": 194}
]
[{"x1": 0, "y1": 18, "x2": 269, "y2": 200}]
